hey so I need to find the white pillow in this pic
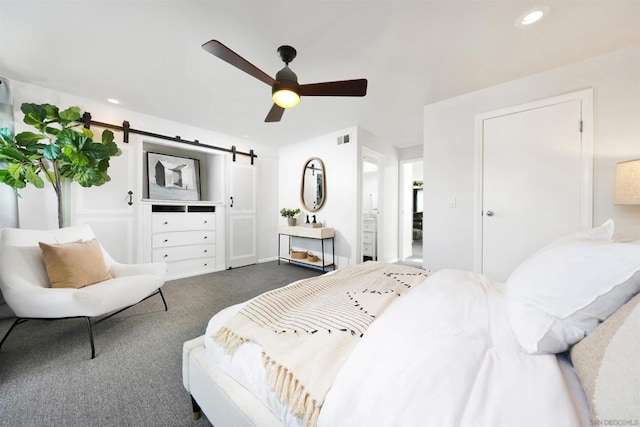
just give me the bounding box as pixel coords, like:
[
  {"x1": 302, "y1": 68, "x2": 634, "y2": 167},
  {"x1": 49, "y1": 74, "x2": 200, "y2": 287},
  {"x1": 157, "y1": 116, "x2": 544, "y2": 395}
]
[{"x1": 506, "y1": 220, "x2": 640, "y2": 354}]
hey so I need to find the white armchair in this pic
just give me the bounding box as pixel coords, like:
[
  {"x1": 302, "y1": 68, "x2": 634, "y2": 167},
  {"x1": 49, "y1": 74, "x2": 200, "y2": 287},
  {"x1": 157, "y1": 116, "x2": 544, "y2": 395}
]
[{"x1": 0, "y1": 224, "x2": 168, "y2": 359}]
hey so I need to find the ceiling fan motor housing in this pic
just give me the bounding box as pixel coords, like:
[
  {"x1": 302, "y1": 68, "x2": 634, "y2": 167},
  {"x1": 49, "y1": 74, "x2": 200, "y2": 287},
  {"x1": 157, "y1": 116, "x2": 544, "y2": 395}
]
[{"x1": 273, "y1": 66, "x2": 300, "y2": 95}]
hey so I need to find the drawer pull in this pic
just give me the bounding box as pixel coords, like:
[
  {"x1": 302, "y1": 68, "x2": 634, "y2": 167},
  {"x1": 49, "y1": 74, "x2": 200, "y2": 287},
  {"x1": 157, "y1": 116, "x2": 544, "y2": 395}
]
[
  {"x1": 163, "y1": 221, "x2": 168, "y2": 225},
  {"x1": 204, "y1": 263, "x2": 208, "y2": 266},
  {"x1": 163, "y1": 254, "x2": 168, "y2": 258},
  {"x1": 204, "y1": 249, "x2": 208, "y2": 253},
  {"x1": 204, "y1": 220, "x2": 208, "y2": 224},
  {"x1": 164, "y1": 239, "x2": 168, "y2": 243},
  {"x1": 203, "y1": 236, "x2": 208, "y2": 239}
]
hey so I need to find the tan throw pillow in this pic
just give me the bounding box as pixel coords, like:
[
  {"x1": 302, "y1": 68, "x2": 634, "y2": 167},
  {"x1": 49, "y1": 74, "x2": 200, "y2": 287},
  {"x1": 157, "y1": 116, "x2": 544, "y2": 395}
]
[{"x1": 39, "y1": 239, "x2": 112, "y2": 289}]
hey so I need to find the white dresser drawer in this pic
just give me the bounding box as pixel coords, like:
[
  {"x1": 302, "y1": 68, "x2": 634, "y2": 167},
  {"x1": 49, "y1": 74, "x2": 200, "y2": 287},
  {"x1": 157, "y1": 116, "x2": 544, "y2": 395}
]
[
  {"x1": 152, "y1": 213, "x2": 215, "y2": 232},
  {"x1": 363, "y1": 221, "x2": 376, "y2": 232},
  {"x1": 167, "y1": 257, "x2": 216, "y2": 277},
  {"x1": 152, "y1": 231, "x2": 215, "y2": 248},
  {"x1": 153, "y1": 243, "x2": 215, "y2": 262},
  {"x1": 363, "y1": 243, "x2": 374, "y2": 255},
  {"x1": 363, "y1": 232, "x2": 375, "y2": 244}
]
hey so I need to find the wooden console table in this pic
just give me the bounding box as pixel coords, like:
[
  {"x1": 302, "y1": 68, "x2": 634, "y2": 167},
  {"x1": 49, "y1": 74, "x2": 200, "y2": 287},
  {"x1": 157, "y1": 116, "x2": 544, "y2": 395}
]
[{"x1": 278, "y1": 225, "x2": 335, "y2": 272}]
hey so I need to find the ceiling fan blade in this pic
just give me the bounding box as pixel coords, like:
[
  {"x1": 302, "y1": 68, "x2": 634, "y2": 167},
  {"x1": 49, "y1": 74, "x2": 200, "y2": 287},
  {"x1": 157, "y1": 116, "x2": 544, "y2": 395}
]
[
  {"x1": 299, "y1": 79, "x2": 368, "y2": 97},
  {"x1": 202, "y1": 40, "x2": 276, "y2": 86},
  {"x1": 265, "y1": 104, "x2": 285, "y2": 122}
]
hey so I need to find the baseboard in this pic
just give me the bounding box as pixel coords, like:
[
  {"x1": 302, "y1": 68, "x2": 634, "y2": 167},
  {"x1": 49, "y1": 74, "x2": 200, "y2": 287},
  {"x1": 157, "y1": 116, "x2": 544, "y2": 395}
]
[{"x1": 258, "y1": 257, "x2": 278, "y2": 264}]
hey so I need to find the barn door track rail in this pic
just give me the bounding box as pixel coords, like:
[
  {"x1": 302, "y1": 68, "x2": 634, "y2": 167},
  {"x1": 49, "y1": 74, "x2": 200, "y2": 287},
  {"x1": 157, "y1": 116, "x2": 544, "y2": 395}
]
[{"x1": 80, "y1": 112, "x2": 256, "y2": 164}]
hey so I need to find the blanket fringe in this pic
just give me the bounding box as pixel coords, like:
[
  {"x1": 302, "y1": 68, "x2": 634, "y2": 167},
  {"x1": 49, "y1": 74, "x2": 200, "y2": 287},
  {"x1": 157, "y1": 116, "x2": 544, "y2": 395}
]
[
  {"x1": 212, "y1": 326, "x2": 246, "y2": 354},
  {"x1": 263, "y1": 353, "x2": 321, "y2": 427},
  {"x1": 214, "y1": 327, "x2": 321, "y2": 425}
]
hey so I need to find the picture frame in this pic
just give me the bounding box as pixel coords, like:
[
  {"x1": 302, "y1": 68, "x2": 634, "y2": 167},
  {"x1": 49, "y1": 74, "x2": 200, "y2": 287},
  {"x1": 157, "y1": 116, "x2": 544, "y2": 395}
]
[{"x1": 146, "y1": 151, "x2": 201, "y2": 201}]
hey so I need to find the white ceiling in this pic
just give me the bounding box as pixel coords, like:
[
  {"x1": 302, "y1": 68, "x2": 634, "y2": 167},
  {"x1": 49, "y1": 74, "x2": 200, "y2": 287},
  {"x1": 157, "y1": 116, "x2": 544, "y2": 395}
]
[{"x1": 1, "y1": 1, "x2": 639, "y2": 149}]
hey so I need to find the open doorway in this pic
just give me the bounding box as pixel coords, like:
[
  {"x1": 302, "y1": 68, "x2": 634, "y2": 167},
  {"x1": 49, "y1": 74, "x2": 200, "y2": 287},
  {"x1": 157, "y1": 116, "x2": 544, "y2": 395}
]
[
  {"x1": 400, "y1": 159, "x2": 423, "y2": 267},
  {"x1": 362, "y1": 154, "x2": 379, "y2": 262}
]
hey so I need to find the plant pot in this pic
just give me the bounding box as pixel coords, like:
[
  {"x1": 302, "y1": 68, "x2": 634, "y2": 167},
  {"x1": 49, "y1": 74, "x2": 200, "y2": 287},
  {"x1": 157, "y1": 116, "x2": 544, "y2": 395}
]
[{"x1": 287, "y1": 218, "x2": 296, "y2": 226}]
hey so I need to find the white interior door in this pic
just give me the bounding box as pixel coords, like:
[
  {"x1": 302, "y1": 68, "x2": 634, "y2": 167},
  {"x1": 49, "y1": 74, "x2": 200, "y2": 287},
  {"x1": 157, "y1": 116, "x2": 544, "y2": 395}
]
[
  {"x1": 227, "y1": 159, "x2": 257, "y2": 268},
  {"x1": 478, "y1": 91, "x2": 592, "y2": 281}
]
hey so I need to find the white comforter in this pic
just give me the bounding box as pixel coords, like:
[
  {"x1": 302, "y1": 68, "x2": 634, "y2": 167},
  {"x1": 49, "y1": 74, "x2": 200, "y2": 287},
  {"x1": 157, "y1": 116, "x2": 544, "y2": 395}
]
[{"x1": 205, "y1": 269, "x2": 589, "y2": 427}]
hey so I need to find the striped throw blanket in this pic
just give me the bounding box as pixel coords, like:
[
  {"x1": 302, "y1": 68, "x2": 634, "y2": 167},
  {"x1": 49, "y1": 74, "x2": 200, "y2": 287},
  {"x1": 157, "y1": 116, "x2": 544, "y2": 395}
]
[{"x1": 213, "y1": 262, "x2": 430, "y2": 426}]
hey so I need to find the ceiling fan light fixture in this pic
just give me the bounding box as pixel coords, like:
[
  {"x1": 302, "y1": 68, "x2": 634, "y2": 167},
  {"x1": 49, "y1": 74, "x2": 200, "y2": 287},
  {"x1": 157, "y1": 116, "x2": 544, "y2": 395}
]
[
  {"x1": 272, "y1": 65, "x2": 300, "y2": 108},
  {"x1": 272, "y1": 88, "x2": 300, "y2": 108}
]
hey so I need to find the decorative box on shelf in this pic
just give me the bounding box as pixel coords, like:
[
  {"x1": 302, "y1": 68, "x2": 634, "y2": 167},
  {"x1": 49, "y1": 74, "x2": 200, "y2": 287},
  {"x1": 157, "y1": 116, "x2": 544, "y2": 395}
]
[
  {"x1": 300, "y1": 222, "x2": 323, "y2": 228},
  {"x1": 277, "y1": 225, "x2": 335, "y2": 272}
]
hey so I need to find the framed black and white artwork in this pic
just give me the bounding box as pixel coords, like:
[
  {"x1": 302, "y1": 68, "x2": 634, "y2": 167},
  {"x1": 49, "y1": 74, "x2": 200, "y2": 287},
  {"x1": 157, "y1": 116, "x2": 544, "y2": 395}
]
[{"x1": 147, "y1": 152, "x2": 201, "y2": 201}]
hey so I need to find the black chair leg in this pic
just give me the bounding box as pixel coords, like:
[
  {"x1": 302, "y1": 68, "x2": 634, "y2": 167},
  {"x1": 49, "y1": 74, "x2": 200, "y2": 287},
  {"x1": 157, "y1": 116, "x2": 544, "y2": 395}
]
[
  {"x1": 158, "y1": 288, "x2": 168, "y2": 311},
  {"x1": 1, "y1": 290, "x2": 166, "y2": 360},
  {"x1": 0, "y1": 318, "x2": 24, "y2": 351},
  {"x1": 84, "y1": 317, "x2": 96, "y2": 359}
]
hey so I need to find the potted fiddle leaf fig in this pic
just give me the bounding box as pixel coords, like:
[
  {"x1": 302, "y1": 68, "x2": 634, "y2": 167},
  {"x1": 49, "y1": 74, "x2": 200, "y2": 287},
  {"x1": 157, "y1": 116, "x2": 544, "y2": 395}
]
[
  {"x1": 0, "y1": 103, "x2": 122, "y2": 228},
  {"x1": 280, "y1": 207, "x2": 301, "y2": 226}
]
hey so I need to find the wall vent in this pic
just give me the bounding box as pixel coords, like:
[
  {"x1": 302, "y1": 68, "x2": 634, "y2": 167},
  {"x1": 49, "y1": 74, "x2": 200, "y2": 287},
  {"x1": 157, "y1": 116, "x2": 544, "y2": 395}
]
[{"x1": 337, "y1": 134, "x2": 351, "y2": 145}]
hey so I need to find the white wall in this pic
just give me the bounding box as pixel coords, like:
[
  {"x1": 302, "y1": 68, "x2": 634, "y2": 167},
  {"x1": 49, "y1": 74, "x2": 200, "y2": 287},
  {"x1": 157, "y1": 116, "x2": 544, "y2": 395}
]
[
  {"x1": 278, "y1": 126, "x2": 400, "y2": 267},
  {"x1": 278, "y1": 127, "x2": 359, "y2": 267},
  {"x1": 7, "y1": 80, "x2": 280, "y2": 263},
  {"x1": 423, "y1": 45, "x2": 640, "y2": 272},
  {"x1": 398, "y1": 145, "x2": 423, "y2": 161},
  {"x1": 362, "y1": 169, "x2": 378, "y2": 213}
]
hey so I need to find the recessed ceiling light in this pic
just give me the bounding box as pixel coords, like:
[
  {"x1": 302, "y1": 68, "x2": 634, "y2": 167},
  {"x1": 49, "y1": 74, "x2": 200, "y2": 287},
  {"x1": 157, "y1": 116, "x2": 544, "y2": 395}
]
[
  {"x1": 106, "y1": 98, "x2": 121, "y2": 105},
  {"x1": 515, "y1": 6, "x2": 550, "y2": 28}
]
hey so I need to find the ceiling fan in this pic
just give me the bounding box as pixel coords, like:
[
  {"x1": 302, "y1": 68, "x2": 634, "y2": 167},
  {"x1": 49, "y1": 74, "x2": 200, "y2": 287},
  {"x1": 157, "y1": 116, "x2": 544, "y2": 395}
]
[{"x1": 202, "y1": 40, "x2": 368, "y2": 123}]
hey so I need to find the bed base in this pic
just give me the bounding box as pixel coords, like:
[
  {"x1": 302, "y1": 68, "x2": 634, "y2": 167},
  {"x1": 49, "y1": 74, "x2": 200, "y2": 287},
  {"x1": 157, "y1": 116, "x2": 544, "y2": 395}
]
[{"x1": 182, "y1": 335, "x2": 283, "y2": 427}]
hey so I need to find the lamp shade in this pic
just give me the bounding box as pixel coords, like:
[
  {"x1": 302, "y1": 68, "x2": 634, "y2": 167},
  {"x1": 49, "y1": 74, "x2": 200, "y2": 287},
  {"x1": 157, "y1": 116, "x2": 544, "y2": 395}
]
[{"x1": 614, "y1": 159, "x2": 640, "y2": 205}]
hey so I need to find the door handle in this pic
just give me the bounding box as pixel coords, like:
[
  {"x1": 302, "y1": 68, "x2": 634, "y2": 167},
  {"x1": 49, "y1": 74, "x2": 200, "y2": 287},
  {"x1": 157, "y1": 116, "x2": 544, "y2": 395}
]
[
  {"x1": 486, "y1": 210, "x2": 495, "y2": 217},
  {"x1": 230, "y1": 196, "x2": 234, "y2": 208}
]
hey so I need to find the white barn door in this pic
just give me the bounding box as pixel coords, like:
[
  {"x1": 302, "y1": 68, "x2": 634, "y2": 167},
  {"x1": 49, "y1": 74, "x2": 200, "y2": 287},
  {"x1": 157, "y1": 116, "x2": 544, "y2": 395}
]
[
  {"x1": 69, "y1": 129, "x2": 135, "y2": 263},
  {"x1": 475, "y1": 90, "x2": 593, "y2": 281},
  {"x1": 227, "y1": 159, "x2": 257, "y2": 268}
]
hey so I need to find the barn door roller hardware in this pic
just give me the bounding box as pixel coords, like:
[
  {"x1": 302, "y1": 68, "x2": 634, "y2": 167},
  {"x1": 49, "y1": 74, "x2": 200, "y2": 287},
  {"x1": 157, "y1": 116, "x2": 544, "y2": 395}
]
[{"x1": 80, "y1": 112, "x2": 257, "y2": 164}]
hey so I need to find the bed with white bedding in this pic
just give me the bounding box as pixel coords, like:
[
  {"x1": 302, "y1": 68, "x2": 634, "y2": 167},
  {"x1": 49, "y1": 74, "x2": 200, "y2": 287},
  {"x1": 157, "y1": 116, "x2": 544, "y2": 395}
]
[{"x1": 183, "y1": 220, "x2": 640, "y2": 426}]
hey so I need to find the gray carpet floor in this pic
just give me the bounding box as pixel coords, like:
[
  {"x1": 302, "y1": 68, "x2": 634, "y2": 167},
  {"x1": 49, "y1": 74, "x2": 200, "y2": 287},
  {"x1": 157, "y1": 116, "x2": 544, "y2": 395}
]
[{"x1": 0, "y1": 261, "x2": 320, "y2": 427}]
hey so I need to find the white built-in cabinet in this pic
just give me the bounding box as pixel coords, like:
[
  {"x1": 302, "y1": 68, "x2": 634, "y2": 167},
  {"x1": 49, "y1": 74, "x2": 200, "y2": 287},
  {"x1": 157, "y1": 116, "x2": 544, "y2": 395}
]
[
  {"x1": 69, "y1": 121, "x2": 260, "y2": 279},
  {"x1": 362, "y1": 213, "x2": 377, "y2": 261},
  {"x1": 136, "y1": 137, "x2": 227, "y2": 279},
  {"x1": 142, "y1": 204, "x2": 219, "y2": 278}
]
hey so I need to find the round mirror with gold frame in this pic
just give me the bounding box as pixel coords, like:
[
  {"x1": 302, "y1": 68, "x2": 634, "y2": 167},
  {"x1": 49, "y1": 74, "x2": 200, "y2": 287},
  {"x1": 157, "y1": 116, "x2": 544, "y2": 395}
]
[{"x1": 300, "y1": 157, "x2": 326, "y2": 211}]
